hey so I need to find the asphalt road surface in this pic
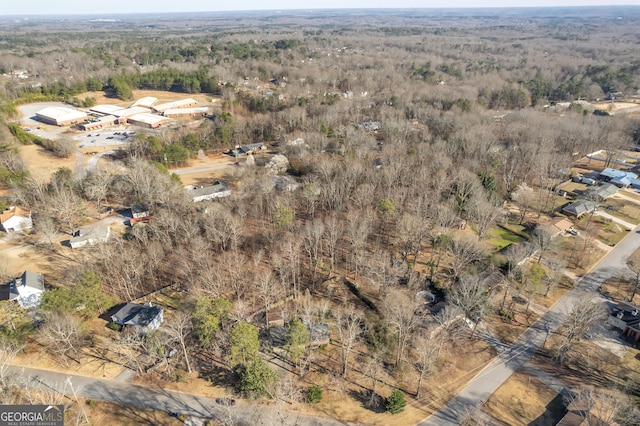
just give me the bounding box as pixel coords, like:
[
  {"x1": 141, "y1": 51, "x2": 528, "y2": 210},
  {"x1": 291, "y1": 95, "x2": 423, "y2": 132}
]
[
  {"x1": 421, "y1": 225, "x2": 640, "y2": 425},
  {"x1": 6, "y1": 365, "x2": 343, "y2": 426}
]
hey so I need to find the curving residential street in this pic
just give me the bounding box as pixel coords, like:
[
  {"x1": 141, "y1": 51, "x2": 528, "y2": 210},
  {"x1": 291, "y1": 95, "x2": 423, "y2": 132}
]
[
  {"x1": 6, "y1": 365, "x2": 344, "y2": 426},
  {"x1": 421, "y1": 225, "x2": 640, "y2": 426}
]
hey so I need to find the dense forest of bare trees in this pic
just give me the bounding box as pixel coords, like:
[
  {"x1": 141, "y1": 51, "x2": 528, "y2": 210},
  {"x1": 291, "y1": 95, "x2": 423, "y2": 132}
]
[{"x1": 1, "y1": 6, "x2": 640, "y2": 425}]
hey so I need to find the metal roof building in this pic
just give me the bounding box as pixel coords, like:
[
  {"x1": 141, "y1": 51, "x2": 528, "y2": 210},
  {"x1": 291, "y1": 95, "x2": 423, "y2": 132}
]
[
  {"x1": 89, "y1": 104, "x2": 123, "y2": 116},
  {"x1": 163, "y1": 107, "x2": 210, "y2": 118},
  {"x1": 131, "y1": 96, "x2": 158, "y2": 108},
  {"x1": 127, "y1": 113, "x2": 173, "y2": 129},
  {"x1": 36, "y1": 106, "x2": 88, "y2": 126},
  {"x1": 152, "y1": 98, "x2": 198, "y2": 113},
  {"x1": 79, "y1": 115, "x2": 117, "y2": 131}
]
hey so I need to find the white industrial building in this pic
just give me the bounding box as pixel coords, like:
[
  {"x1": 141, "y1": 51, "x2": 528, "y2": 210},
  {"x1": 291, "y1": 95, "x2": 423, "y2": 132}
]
[
  {"x1": 79, "y1": 115, "x2": 117, "y2": 131},
  {"x1": 127, "y1": 113, "x2": 173, "y2": 129},
  {"x1": 163, "y1": 107, "x2": 210, "y2": 118},
  {"x1": 36, "y1": 106, "x2": 88, "y2": 126},
  {"x1": 152, "y1": 98, "x2": 198, "y2": 113},
  {"x1": 131, "y1": 97, "x2": 158, "y2": 108},
  {"x1": 89, "y1": 104, "x2": 124, "y2": 116}
]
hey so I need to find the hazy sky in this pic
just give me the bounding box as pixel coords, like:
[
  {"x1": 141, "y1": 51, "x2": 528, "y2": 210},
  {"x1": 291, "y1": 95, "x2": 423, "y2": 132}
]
[{"x1": 4, "y1": 1, "x2": 640, "y2": 16}]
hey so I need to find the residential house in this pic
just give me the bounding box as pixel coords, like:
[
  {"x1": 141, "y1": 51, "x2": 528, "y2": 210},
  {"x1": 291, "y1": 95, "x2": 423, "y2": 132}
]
[
  {"x1": 586, "y1": 183, "x2": 618, "y2": 201},
  {"x1": 562, "y1": 200, "x2": 597, "y2": 218},
  {"x1": 599, "y1": 168, "x2": 638, "y2": 188},
  {"x1": 0, "y1": 206, "x2": 33, "y2": 232},
  {"x1": 273, "y1": 175, "x2": 299, "y2": 192},
  {"x1": 69, "y1": 226, "x2": 111, "y2": 248},
  {"x1": 8, "y1": 271, "x2": 45, "y2": 308},
  {"x1": 189, "y1": 181, "x2": 232, "y2": 202},
  {"x1": 609, "y1": 301, "x2": 640, "y2": 344},
  {"x1": 130, "y1": 203, "x2": 150, "y2": 219},
  {"x1": 111, "y1": 302, "x2": 163, "y2": 334},
  {"x1": 231, "y1": 143, "x2": 266, "y2": 156},
  {"x1": 542, "y1": 218, "x2": 576, "y2": 238}
]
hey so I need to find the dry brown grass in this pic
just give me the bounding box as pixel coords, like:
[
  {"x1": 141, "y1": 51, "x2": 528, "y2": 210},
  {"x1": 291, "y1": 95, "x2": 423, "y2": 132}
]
[
  {"x1": 18, "y1": 143, "x2": 76, "y2": 183},
  {"x1": 482, "y1": 371, "x2": 565, "y2": 426}
]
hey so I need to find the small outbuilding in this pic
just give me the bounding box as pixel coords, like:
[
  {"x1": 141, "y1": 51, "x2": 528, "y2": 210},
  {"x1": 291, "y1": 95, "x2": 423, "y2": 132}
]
[{"x1": 130, "y1": 203, "x2": 150, "y2": 219}]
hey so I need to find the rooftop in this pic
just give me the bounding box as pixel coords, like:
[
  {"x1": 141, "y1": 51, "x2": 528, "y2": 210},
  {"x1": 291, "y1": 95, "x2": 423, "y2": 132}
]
[
  {"x1": 127, "y1": 113, "x2": 172, "y2": 126},
  {"x1": 0, "y1": 206, "x2": 30, "y2": 223},
  {"x1": 163, "y1": 107, "x2": 210, "y2": 116},
  {"x1": 130, "y1": 96, "x2": 158, "y2": 108},
  {"x1": 152, "y1": 98, "x2": 198, "y2": 112},
  {"x1": 36, "y1": 106, "x2": 87, "y2": 122},
  {"x1": 111, "y1": 302, "x2": 163, "y2": 327}
]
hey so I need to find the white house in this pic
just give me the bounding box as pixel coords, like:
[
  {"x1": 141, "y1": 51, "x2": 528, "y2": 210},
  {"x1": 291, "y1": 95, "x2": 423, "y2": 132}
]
[
  {"x1": 9, "y1": 271, "x2": 45, "y2": 308},
  {"x1": 69, "y1": 226, "x2": 111, "y2": 248},
  {"x1": 0, "y1": 206, "x2": 33, "y2": 232},
  {"x1": 188, "y1": 181, "x2": 232, "y2": 202}
]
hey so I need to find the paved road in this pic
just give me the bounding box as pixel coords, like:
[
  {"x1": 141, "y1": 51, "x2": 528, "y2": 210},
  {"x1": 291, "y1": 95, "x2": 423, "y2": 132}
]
[
  {"x1": 421, "y1": 225, "x2": 640, "y2": 425},
  {"x1": 172, "y1": 163, "x2": 234, "y2": 176},
  {"x1": 6, "y1": 365, "x2": 343, "y2": 426}
]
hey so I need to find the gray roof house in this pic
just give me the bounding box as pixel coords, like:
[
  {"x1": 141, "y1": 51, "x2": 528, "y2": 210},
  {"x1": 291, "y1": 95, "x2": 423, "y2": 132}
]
[
  {"x1": 9, "y1": 271, "x2": 45, "y2": 308},
  {"x1": 562, "y1": 200, "x2": 597, "y2": 217},
  {"x1": 111, "y1": 302, "x2": 163, "y2": 333},
  {"x1": 189, "y1": 181, "x2": 232, "y2": 202},
  {"x1": 586, "y1": 183, "x2": 618, "y2": 201},
  {"x1": 69, "y1": 226, "x2": 111, "y2": 249},
  {"x1": 231, "y1": 143, "x2": 265, "y2": 156}
]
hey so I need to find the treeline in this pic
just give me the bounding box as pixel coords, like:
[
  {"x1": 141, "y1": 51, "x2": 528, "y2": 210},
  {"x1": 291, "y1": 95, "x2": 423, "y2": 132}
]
[{"x1": 107, "y1": 67, "x2": 220, "y2": 100}]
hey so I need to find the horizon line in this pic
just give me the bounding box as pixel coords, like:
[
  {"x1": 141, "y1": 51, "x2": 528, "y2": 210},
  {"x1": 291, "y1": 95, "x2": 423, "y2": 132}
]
[{"x1": 2, "y1": 4, "x2": 640, "y2": 18}]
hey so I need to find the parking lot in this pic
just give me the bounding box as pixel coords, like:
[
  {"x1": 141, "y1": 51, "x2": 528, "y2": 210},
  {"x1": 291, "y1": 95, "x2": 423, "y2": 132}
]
[
  {"x1": 78, "y1": 128, "x2": 134, "y2": 149},
  {"x1": 17, "y1": 102, "x2": 135, "y2": 149}
]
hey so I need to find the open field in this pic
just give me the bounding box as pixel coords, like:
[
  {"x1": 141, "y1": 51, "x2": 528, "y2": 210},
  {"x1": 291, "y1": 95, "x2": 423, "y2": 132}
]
[
  {"x1": 17, "y1": 143, "x2": 77, "y2": 182},
  {"x1": 76, "y1": 90, "x2": 220, "y2": 107}
]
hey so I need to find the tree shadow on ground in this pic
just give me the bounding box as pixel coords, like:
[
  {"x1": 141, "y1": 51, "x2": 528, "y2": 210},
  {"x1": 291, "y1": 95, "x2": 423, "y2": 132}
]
[{"x1": 347, "y1": 388, "x2": 386, "y2": 413}]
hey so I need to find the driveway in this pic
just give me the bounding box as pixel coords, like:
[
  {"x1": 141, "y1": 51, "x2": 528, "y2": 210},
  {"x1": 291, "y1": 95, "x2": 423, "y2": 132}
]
[
  {"x1": 420, "y1": 224, "x2": 640, "y2": 425},
  {"x1": 6, "y1": 365, "x2": 343, "y2": 426}
]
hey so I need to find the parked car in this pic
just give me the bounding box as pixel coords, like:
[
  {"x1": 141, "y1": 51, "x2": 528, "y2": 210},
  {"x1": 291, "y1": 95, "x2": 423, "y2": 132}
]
[{"x1": 567, "y1": 228, "x2": 579, "y2": 236}]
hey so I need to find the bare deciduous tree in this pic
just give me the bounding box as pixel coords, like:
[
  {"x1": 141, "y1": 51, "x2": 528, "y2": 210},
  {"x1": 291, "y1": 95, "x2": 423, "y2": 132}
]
[
  {"x1": 553, "y1": 297, "x2": 606, "y2": 366},
  {"x1": 165, "y1": 310, "x2": 193, "y2": 374},
  {"x1": 335, "y1": 306, "x2": 363, "y2": 377},
  {"x1": 39, "y1": 312, "x2": 84, "y2": 367}
]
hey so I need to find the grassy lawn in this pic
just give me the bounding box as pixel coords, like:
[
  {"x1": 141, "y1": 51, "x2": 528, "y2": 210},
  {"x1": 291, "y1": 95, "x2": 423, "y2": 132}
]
[
  {"x1": 482, "y1": 371, "x2": 566, "y2": 426},
  {"x1": 620, "y1": 190, "x2": 640, "y2": 202},
  {"x1": 486, "y1": 225, "x2": 526, "y2": 251},
  {"x1": 557, "y1": 180, "x2": 587, "y2": 195},
  {"x1": 603, "y1": 198, "x2": 640, "y2": 225},
  {"x1": 592, "y1": 216, "x2": 630, "y2": 246}
]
